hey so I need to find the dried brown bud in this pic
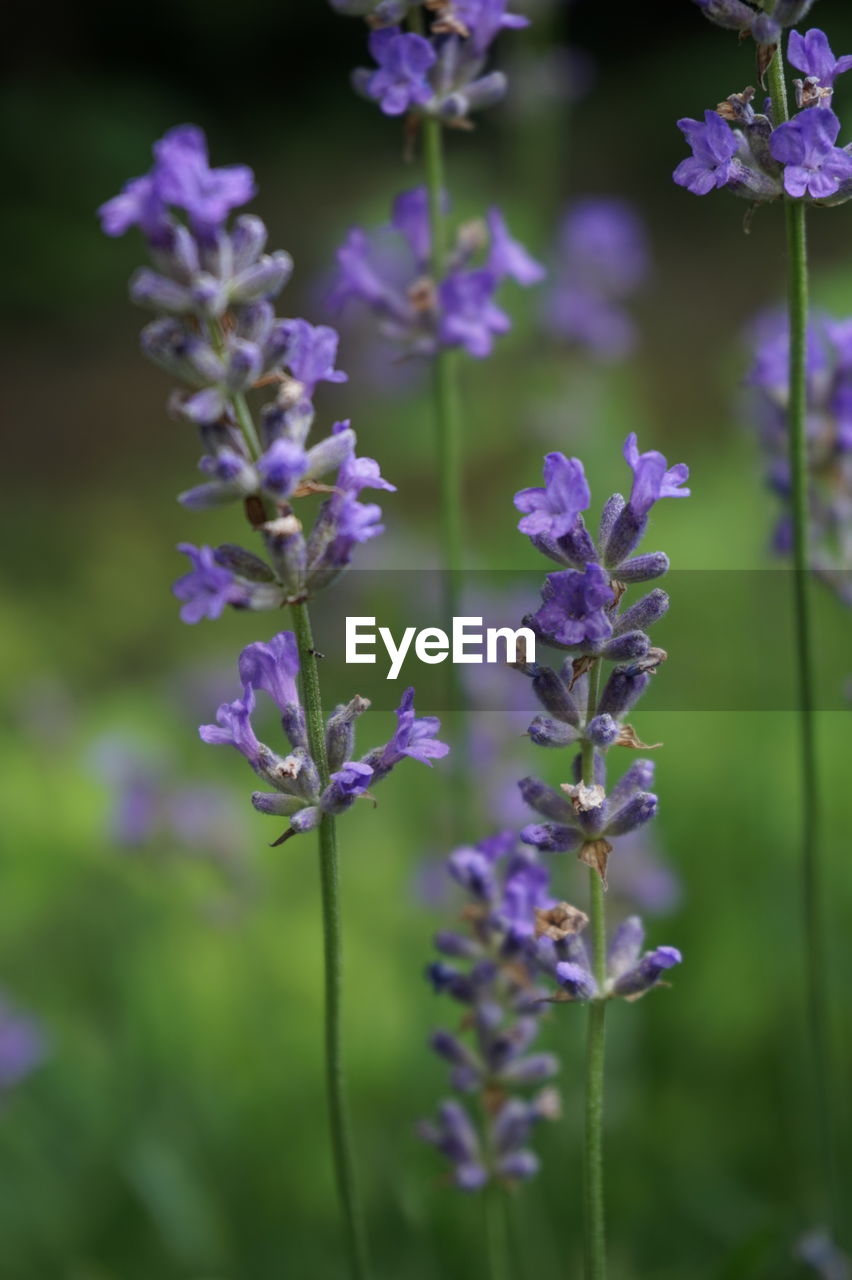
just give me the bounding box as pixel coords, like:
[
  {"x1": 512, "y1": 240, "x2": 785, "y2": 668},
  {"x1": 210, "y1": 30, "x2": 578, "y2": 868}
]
[
  {"x1": 262, "y1": 513, "x2": 303, "y2": 538},
  {"x1": 534, "y1": 1087, "x2": 562, "y2": 1120},
  {"x1": 615, "y1": 724, "x2": 662, "y2": 750},
  {"x1": 569, "y1": 655, "x2": 597, "y2": 689},
  {"x1": 579, "y1": 839, "x2": 612, "y2": 887},
  {"x1": 407, "y1": 276, "x2": 437, "y2": 312},
  {"x1": 716, "y1": 86, "x2": 755, "y2": 121},
  {"x1": 756, "y1": 42, "x2": 777, "y2": 90},
  {"x1": 535, "y1": 902, "x2": 589, "y2": 941},
  {"x1": 561, "y1": 781, "x2": 605, "y2": 813}
]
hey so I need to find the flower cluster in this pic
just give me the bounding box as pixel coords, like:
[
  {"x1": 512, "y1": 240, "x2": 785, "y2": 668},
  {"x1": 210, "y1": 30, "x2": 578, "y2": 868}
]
[
  {"x1": 543, "y1": 199, "x2": 650, "y2": 361},
  {"x1": 201, "y1": 631, "x2": 448, "y2": 841},
  {"x1": 333, "y1": 0, "x2": 530, "y2": 126},
  {"x1": 0, "y1": 997, "x2": 46, "y2": 1095},
  {"x1": 329, "y1": 187, "x2": 543, "y2": 360},
  {"x1": 691, "y1": 0, "x2": 817, "y2": 50},
  {"x1": 533, "y1": 914, "x2": 681, "y2": 1003},
  {"x1": 419, "y1": 832, "x2": 566, "y2": 1189},
  {"x1": 674, "y1": 28, "x2": 852, "y2": 205},
  {"x1": 513, "y1": 436, "x2": 686, "y2": 968},
  {"x1": 746, "y1": 309, "x2": 852, "y2": 604},
  {"x1": 98, "y1": 125, "x2": 395, "y2": 622}
]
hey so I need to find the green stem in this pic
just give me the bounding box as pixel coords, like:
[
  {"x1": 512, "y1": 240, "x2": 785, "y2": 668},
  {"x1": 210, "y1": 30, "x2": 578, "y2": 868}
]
[
  {"x1": 290, "y1": 600, "x2": 371, "y2": 1280},
  {"x1": 766, "y1": 44, "x2": 834, "y2": 1231},
  {"x1": 421, "y1": 113, "x2": 463, "y2": 600},
  {"x1": 421, "y1": 111, "x2": 467, "y2": 832},
  {"x1": 484, "y1": 1183, "x2": 512, "y2": 1280},
  {"x1": 582, "y1": 659, "x2": 606, "y2": 1280},
  {"x1": 233, "y1": 390, "x2": 262, "y2": 459}
]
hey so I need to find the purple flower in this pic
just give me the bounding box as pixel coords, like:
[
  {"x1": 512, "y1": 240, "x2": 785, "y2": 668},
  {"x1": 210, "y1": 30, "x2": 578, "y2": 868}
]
[
  {"x1": 438, "y1": 269, "x2": 510, "y2": 358},
  {"x1": 98, "y1": 173, "x2": 170, "y2": 244},
  {"x1": 674, "y1": 110, "x2": 739, "y2": 195},
  {"x1": 391, "y1": 186, "x2": 434, "y2": 268},
  {"x1": 172, "y1": 543, "x2": 246, "y2": 624},
  {"x1": 535, "y1": 914, "x2": 681, "y2": 1001},
  {"x1": 365, "y1": 688, "x2": 449, "y2": 781},
  {"x1": 419, "y1": 1101, "x2": 487, "y2": 1191},
  {"x1": 487, "y1": 208, "x2": 545, "y2": 286},
  {"x1": 257, "y1": 439, "x2": 309, "y2": 498},
  {"x1": 199, "y1": 688, "x2": 263, "y2": 770},
  {"x1": 557, "y1": 200, "x2": 649, "y2": 298},
  {"x1": 545, "y1": 199, "x2": 650, "y2": 361},
  {"x1": 321, "y1": 761, "x2": 375, "y2": 814},
  {"x1": 238, "y1": 632, "x2": 300, "y2": 715},
  {"x1": 514, "y1": 452, "x2": 591, "y2": 540},
  {"x1": 769, "y1": 108, "x2": 852, "y2": 200},
  {"x1": 153, "y1": 125, "x2": 256, "y2": 239},
  {"x1": 456, "y1": 0, "x2": 530, "y2": 54},
  {"x1": 787, "y1": 28, "x2": 852, "y2": 88},
  {"x1": 363, "y1": 27, "x2": 436, "y2": 116},
  {"x1": 624, "y1": 433, "x2": 690, "y2": 518},
  {"x1": 0, "y1": 1000, "x2": 47, "y2": 1092},
  {"x1": 282, "y1": 320, "x2": 348, "y2": 393},
  {"x1": 530, "y1": 566, "x2": 615, "y2": 648},
  {"x1": 98, "y1": 125, "x2": 255, "y2": 244}
]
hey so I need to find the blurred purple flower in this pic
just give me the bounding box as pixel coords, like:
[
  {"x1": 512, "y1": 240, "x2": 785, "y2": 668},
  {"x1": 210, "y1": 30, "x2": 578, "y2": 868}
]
[{"x1": 0, "y1": 1000, "x2": 46, "y2": 1094}]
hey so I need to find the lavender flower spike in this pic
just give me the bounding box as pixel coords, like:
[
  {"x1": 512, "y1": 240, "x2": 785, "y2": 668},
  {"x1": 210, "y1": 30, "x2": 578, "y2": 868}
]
[
  {"x1": 514, "y1": 453, "x2": 591, "y2": 540},
  {"x1": 673, "y1": 111, "x2": 739, "y2": 195},
  {"x1": 422, "y1": 835, "x2": 563, "y2": 1189}
]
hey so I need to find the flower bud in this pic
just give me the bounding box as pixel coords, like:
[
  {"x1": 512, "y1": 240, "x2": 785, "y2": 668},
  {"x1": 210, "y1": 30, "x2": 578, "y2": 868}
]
[
  {"x1": 600, "y1": 630, "x2": 651, "y2": 661},
  {"x1": 614, "y1": 552, "x2": 669, "y2": 583},
  {"x1": 213, "y1": 544, "x2": 277, "y2": 582},
  {"x1": 613, "y1": 588, "x2": 669, "y2": 636},
  {"x1": 518, "y1": 776, "x2": 576, "y2": 823},
  {"x1": 325, "y1": 695, "x2": 371, "y2": 772},
  {"x1": 527, "y1": 715, "x2": 579, "y2": 747}
]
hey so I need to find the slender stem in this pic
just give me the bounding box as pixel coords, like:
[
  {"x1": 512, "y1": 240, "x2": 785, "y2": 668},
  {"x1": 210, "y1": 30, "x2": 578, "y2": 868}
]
[
  {"x1": 234, "y1": 389, "x2": 262, "y2": 459},
  {"x1": 290, "y1": 600, "x2": 370, "y2": 1280},
  {"x1": 421, "y1": 111, "x2": 467, "y2": 832},
  {"x1": 581, "y1": 659, "x2": 606, "y2": 1280},
  {"x1": 421, "y1": 117, "x2": 464, "y2": 586},
  {"x1": 484, "y1": 1182, "x2": 512, "y2": 1280},
  {"x1": 766, "y1": 44, "x2": 834, "y2": 1230}
]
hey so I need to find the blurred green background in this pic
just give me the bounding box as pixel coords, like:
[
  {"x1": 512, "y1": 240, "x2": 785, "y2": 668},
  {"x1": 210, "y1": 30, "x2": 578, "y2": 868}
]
[{"x1": 2, "y1": 1, "x2": 852, "y2": 1277}]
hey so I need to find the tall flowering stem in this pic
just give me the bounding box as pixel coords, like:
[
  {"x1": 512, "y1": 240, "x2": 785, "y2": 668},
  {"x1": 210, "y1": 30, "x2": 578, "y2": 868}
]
[
  {"x1": 581, "y1": 658, "x2": 606, "y2": 1280},
  {"x1": 516, "y1": 436, "x2": 689, "y2": 1277},
  {"x1": 421, "y1": 111, "x2": 467, "y2": 823},
  {"x1": 291, "y1": 600, "x2": 370, "y2": 1280},
  {"x1": 99, "y1": 124, "x2": 451, "y2": 1280},
  {"x1": 674, "y1": 5, "x2": 852, "y2": 1229},
  {"x1": 329, "y1": 0, "x2": 544, "y2": 834},
  {"x1": 766, "y1": 38, "x2": 833, "y2": 1232},
  {"x1": 422, "y1": 112, "x2": 465, "y2": 612}
]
